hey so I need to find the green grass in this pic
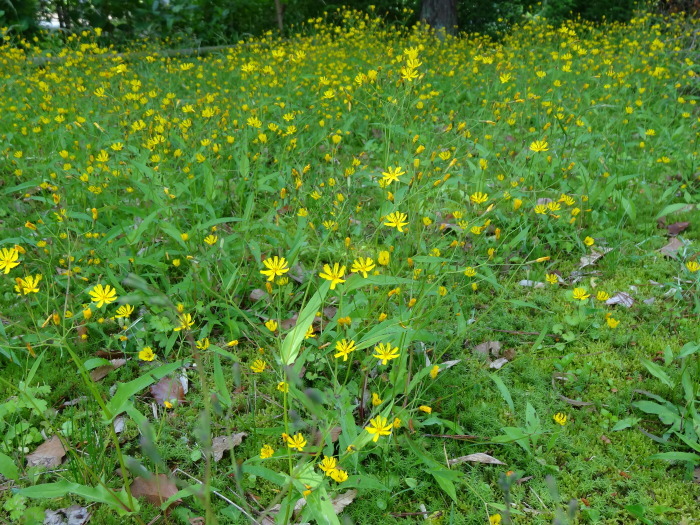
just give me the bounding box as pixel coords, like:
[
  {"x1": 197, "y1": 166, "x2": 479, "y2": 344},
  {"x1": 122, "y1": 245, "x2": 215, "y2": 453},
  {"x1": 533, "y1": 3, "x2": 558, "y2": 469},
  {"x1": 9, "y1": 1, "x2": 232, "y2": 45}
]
[{"x1": 1, "y1": 6, "x2": 699, "y2": 525}]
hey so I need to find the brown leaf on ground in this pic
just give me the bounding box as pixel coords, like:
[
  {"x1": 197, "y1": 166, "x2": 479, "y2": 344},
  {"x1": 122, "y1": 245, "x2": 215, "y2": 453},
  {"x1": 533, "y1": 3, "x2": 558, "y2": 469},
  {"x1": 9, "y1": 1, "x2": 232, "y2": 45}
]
[
  {"x1": 667, "y1": 221, "x2": 690, "y2": 236},
  {"x1": 322, "y1": 306, "x2": 338, "y2": 319},
  {"x1": 26, "y1": 435, "x2": 66, "y2": 468},
  {"x1": 130, "y1": 474, "x2": 180, "y2": 509},
  {"x1": 332, "y1": 490, "x2": 357, "y2": 513},
  {"x1": 606, "y1": 292, "x2": 634, "y2": 308},
  {"x1": 448, "y1": 453, "x2": 505, "y2": 466},
  {"x1": 579, "y1": 247, "x2": 612, "y2": 269},
  {"x1": 90, "y1": 358, "x2": 126, "y2": 382},
  {"x1": 280, "y1": 314, "x2": 298, "y2": 331},
  {"x1": 558, "y1": 394, "x2": 594, "y2": 407},
  {"x1": 249, "y1": 289, "x2": 268, "y2": 302},
  {"x1": 474, "y1": 341, "x2": 501, "y2": 357},
  {"x1": 211, "y1": 433, "x2": 247, "y2": 462},
  {"x1": 659, "y1": 237, "x2": 684, "y2": 258},
  {"x1": 150, "y1": 376, "x2": 186, "y2": 406},
  {"x1": 94, "y1": 349, "x2": 126, "y2": 359},
  {"x1": 43, "y1": 505, "x2": 90, "y2": 525},
  {"x1": 489, "y1": 358, "x2": 509, "y2": 370}
]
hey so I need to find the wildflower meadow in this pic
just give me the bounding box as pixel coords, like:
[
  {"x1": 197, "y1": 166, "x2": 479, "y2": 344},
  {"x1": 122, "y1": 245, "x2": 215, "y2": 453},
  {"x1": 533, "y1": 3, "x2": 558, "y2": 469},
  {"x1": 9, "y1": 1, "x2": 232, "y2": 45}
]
[{"x1": 0, "y1": 6, "x2": 699, "y2": 524}]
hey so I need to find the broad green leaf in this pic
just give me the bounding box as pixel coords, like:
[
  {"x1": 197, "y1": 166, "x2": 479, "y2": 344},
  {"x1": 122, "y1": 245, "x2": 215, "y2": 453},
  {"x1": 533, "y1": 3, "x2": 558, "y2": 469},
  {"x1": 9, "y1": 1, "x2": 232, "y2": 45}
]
[
  {"x1": 649, "y1": 451, "x2": 700, "y2": 463},
  {"x1": 0, "y1": 451, "x2": 19, "y2": 481},
  {"x1": 489, "y1": 373, "x2": 514, "y2": 412},
  {"x1": 213, "y1": 354, "x2": 232, "y2": 408},
  {"x1": 639, "y1": 358, "x2": 674, "y2": 388},
  {"x1": 19, "y1": 481, "x2": 137, "y2": 514},
  {"x1": 655, "y1": 202, "x2": 694, "y2": 220},
  {"x1": 280, "y1": 281, "x2": 329, "y2": 365},
  {"x1": 611, "y1": 417, "x2": 640, "y2": 431}
]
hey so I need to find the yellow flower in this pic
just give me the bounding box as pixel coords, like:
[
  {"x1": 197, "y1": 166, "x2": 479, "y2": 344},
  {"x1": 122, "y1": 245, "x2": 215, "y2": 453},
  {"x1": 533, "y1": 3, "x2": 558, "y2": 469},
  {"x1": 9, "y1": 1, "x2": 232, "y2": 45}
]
[
  {"x1": 606, "y1": 317, "x2": 620, "y2": 329},
  {"x1": 14, "y1": 274, "x2": 42, "y2": 295},
  {"x1": 89, "y1": 284, "x2": 118, "y2": 308},
  {"x1": 196, "y1": 338, "x2": 210, "y2": 350},
  {"x1": 260, "y1": 444, "x2": 275, "y2": 459},
  {"x1": 319, "y1": 456, "x2": 338, "y2": 475},
  {"x1": 304, "y1": 325, "x2": 315, "y2": 339},
  {"x1": 463, "y1": 267, "x2": 476, "y2": 277},
  {"x1": 381, "y1": 166, "x2": 405, "y2": 184},
  {"x1": 250, "y1": 359, "x2": 267, "y2": 373},
  {"x1": 351, "y1": 257, "x2": 375, "y2": 278},
  {"x1": 286, "y1": 433, "x2": 307, "y2": 451},
  {"x1": 372, "y1": 392, "x2": 383, "y2": 406},
  {"x1": 365, "y1": 415, "x2": 392, "y2": 442},
  {"x1": 545, "y1": 273, "x2": 559, "y2": 285},
  {"x1": 686, "y1": 261, "x2": 700, "y2": 273},
  {"x1": 174, "y1": 312, "x2": 194, "y2": 332},
  {"x1": 0, "y1": 247, "x2": 21, "y2": 274},
  {"x1": 373, "y1": 342, "x2": 400, "y2": 365},
  {"x1": 553, "y1": 413, "x2": 567, "y2": 426},
  {"x1": 393, "y1": 417, "x2": 402, "y2": 428},
  {"x1": 139, "y1": 346, "x2": 155, "y2": 361},
  {"x1": 470, "y1": 191, "x2": 488, "y2": 204},
  {"x1": 489, "y1": 514, "x2": 502, "y2": 525},
  {"x1": 265, "y1": 319, "x2": 278, "y2": 332},
  {"x1": 260, "y1": 256, "x2": 290, "y2": 281},
  {"x1": 429, "y1": 365, "x2": 440, "y2": 379},
  {"x1": 419, "y1": 405, "x2": 432, "y2": 414},
  {"x1": 114, "y1": 304, "x2": 134, "y2": 318},
  {"x1": 204, "y1": 234, "x2": 218, "y2": 246},
  {"x1": 330, "y1": 469, "x2": 348, "y2": 483},
  {"x1": 583, "y1": 236, "x2": 595, "y2": 246},
  {"x1": 572, "y1": 287, "x2": 590, "y2": 300},
  {"x1": 383, "y1": 211, "x2": 408, "y2": 233},
  {"x1": 319, "y1": 263, "x2": 346, "y2": 290},
  {"x1": 378, "y1": 250, "x2": 390, "y2": 266},
  {"x1": 529, "y1": 140, "x2": 549, "y2": 152},
  {"x1": 334, "y1": 339, "x2": 356, "y2": 361},
  {"x1": 227, "y1": 339, "x2": 239, "y2": 347},
  {"x1": 596, "y1": 291, "x2": 610, "y2": 301},
  {"x1": 277, "y1": 381, "x2": 289, "y2": 393}
]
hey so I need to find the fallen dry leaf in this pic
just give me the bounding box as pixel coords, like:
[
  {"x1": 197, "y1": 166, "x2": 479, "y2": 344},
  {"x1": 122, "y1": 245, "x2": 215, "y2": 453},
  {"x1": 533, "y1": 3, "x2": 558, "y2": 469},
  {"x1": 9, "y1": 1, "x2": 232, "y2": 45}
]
[
  {"x1": 473, "y1": 341, "x2": 501, "y2": 357},
  {"x1": 667, "y1": 221, "x2": 690, "y2": 236},
  {"x1": 518, "y1": 280, "x2": 545, "y2": 288},
  {"x1": 26, "y1": 435, "x2": 66, "y2": 468},
  {"x1": 90, "y1": 358, "x2": 126, "y2": 381},
  {"x1": 280, "y1": 314, "x2": 298, "y2": 331},
  {"x1": 249, "y1": 289, "x2": 267, "y2": 302},
  {"x1": 489, "y1": 358, "x2": 508, "y2": 370},
  {"x1": 211, "y1": 433, "x2": 247, "y2": 462},
  {"x1": 150, "y1": 376, "x2": 186, "y2": 406},
  {"x1": 606, "y1": 292, "x2": 634, "y2": 308},
  {"x1": 579, "y1": 247, "x2": 612, "y2": 269},
  {"x1": 130, "y1": 474, "x2": 180, "y2": 509},
  {"x1": 332, "y1": 489, "x2": 357, "y2": 513},
  {"x1": 659, "y1": 237, "x2": 684, "y2": 259},
  {"x1": 448, "y1": 453, "x2": 505, "y2": 466},
  {"x1": 113, "y1": 415, "x2": 126, "y2": 434},
  {"x1": 43, "y1": 505, "x2": 90, "y2": 525},
  {"x1": 558, "y1": 394, "x2": 594, "y2": 407}
]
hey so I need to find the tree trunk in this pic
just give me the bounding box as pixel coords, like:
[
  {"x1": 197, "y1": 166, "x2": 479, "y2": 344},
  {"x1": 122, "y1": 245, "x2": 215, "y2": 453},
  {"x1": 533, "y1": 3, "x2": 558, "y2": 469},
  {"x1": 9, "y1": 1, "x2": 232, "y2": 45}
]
[
  {"x1": 274, "y1": 0, "x2": 285, "y2": 32},
  {"x1": 420, "y1": 0, "x2": 458, "y2": 34}
]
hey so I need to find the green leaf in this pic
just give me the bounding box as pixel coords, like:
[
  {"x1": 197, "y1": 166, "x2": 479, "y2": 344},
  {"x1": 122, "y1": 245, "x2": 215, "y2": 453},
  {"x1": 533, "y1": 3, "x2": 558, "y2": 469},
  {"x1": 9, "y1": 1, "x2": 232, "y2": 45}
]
[
  {"x1": 639, "y1": 358, "x2": 674, "y2": 388},
  {"x1": 0, "y1": 451, "x2": 19, "y2": 481},
  {"x1": 428, "y1": 468, "x2": 460, "y2": 503},
  {"x1": 655, "y1": 202, "x2": 694, "y2": 220},
  {"x1": 649, "y1": 451, "x2": 700, "y2": 463},
  {"x1": 489, "y1": 373, "x2": 514, "y2": 412},
  {"x1": 280, "y1": 282, "x2": 329, "y2": 365},
  {"x1": 213, "y1": 354, "x2": 232, "y2": 408},
  {"x1": 611, "y1": 417, "x2": 640, "y2": 431},
  {"x1": 19, "y1": 481, "x2": 137, "y2": 515}
]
